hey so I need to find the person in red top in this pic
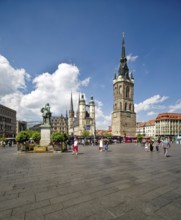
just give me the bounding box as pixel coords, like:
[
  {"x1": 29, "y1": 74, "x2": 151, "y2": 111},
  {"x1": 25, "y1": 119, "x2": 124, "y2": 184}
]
[{"x1": 72, "y1": 138, "x2": 78, "y2": 155}]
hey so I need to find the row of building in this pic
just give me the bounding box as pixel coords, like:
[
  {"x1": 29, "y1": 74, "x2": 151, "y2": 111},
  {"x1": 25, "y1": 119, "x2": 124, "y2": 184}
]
[
  {"x1": 137, "y1": 113, "x2": 181, "y2": 138},
  {"x1": 1, "y1": 101, "x2": 181, "y2": 139}
]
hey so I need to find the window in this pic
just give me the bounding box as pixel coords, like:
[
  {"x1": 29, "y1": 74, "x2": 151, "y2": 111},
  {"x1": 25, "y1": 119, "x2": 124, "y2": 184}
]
[
  {"x1": 125, "y1": 103, "x2": 127, "y2": 111},
  {"x1": 126, "y1": 86, "x2": 129, "y2": 98}
]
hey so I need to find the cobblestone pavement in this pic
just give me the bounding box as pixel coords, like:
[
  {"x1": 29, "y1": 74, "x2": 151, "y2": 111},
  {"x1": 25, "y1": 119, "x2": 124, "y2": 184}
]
[{"x1": 0, "y1": 143, "x2": 181, "y2": 220}]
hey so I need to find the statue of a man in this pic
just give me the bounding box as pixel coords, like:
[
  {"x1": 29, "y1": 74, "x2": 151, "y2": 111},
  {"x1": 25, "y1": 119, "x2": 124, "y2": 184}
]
[{"x1": 41, "y1": 103, "x2": 52, "y2": 125}]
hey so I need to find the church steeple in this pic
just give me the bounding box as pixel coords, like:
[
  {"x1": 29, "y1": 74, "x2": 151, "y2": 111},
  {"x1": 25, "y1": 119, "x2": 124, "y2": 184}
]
[
  {"x1": 121, "y1": 32, "x2": 126, "y2": 59},
  {"x1": 76, "y1": 93, "x2": 80, "y2": 117},
  {"x1": 69, "y1": 92, "x2": 74, "y2": 118},
  {"x1": 118, "y1": 32, "x2": 130, "y2": 79}
]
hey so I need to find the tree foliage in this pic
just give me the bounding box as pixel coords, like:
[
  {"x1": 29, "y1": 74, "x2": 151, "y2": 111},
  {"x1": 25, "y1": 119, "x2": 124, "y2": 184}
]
[
  {"x1": 31, "y1": 131, "x2": 41, "y2": 143},
  {"x1": 81, "y1": 129, "x2": 90, "y2": 138},
  {"x1": 105, "y1": 133, "x2": 112, "y2": 137},
  {"x1": 51, "y1": 132, "x2": 68, "y2": 143},
  {"x1": 137, "y1": 134, "x2": 143, "y2": 143},
  {"x1": 16, "y1": 131, "x2": 30, "y2": 143},
  {"x1": 0, "y1": 135, "x2": 5, "y2": 142}
]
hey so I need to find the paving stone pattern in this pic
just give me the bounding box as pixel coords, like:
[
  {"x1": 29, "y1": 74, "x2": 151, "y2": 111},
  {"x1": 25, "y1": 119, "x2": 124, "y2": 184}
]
[{"x1": 0, "y1": 143, "x2": 181, "y2": 220}]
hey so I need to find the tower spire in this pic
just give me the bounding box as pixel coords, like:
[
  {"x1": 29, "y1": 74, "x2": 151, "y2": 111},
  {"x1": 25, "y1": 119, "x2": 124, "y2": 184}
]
[
  {"x1": 69, "y1": 92, "x2": 74, "y2": 113},
  {"x1": 76, "y1": 93, "x2": 80, "y2": 117},
  {"x1": 118, "y1": 32, "x2": 129, "y2": 79},
  {"x1": 121, "y1": 32, "x2": 126, "y2": 58}
]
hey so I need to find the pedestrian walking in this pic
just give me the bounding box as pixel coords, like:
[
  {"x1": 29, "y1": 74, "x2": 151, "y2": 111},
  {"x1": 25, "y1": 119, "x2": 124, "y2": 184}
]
[
  {"x1": 67, "y1": 139, "x2": 72, "y2": 150},
  {"x1": 153, "y1": 139, "x2": 159, "y2": 152},
  {"x1": 99, "y1": 138, "x2": 103, "y2": 152},
  {"x1": 150, "y1": 140, "x2": 154, "y2": 151},
  {"x1": 72, "y1": 138, "x2": 79, "y2": 155},
  {"x1": 144, "y1": 141, "x2": 150, "y2": 152},
  {"x1": 162, "y1": 137, "x2": 171, "y2": 157},
  {"x1": 104, "y1": 139, "x2": 109, "y2": 152},
  {"x1": 156, "y1": 140, "x2": 161, "y2": 152}
]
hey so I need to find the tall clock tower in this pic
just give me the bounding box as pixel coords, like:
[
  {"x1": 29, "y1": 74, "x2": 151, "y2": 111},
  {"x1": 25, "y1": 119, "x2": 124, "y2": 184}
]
[{"x1": 112, "y1": 33, "x2": 136, "y2": 137}]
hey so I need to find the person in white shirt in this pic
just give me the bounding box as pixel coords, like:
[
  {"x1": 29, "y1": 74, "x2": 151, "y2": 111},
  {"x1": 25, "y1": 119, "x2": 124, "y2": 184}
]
[
  {"x1": 144, "y1": 141, "x2": 150, "y2": 152},
  {"x1": 99, "y1": 138, "x2": 103, "y2": 152},
  {"x1": 162, "y1": 137, "x2": 171, "y2": 157},
  {"x1": 72, "y1": 138, "x2": 78, "y2": 155}
]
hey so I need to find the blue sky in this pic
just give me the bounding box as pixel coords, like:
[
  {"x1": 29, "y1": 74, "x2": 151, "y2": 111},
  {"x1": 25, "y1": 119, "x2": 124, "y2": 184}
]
[{"x1": 0, "y1": 0, "x2": 181, "y2": 129}]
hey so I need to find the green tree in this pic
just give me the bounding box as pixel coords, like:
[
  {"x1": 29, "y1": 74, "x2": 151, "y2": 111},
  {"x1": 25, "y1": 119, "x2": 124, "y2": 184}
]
[
  {"x1": 62, "y1": 133, "x2": 68, "y2": 142},
  {"x1": 137, "y1": 134, "x2": 143, "y2": 143},
  {"x1": 51, "y1": 132, "x2": 64, "y2": 143},
  {"x1": 31, "y1": 131, "x2": 41, "y2": 143},
  {"x1": 81, "y1": 129, "x2": 90, "y2": 138},
  {"x1": 51, "y1": 132, "x2": 68, "y2": 152},
  {"x1": 105, "y1": 133, "x2": 112, "y2": 138},
  {"x1": 16, "y1": 131, "x2": 30, "y2": 143},
  {"x1": 26, "y1": 130, "x2": 34, "y2": 138},
  {"x1": 0, "y1": 135, "x2": 5, "y2": 142}
]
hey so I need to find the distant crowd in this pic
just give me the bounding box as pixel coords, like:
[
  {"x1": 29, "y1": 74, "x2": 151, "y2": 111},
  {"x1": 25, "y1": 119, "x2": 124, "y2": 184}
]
[{"x1": 144, "y1": 137, "x2": 171, "y2": 157}]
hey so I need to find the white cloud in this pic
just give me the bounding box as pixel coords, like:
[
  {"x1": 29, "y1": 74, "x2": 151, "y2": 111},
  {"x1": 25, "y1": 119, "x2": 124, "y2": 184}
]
[
  {"x1": 95, "y1": 100, "x2": 111, "y2": 129},
  {"x1": 168, "y1": 99, "x2": 181, "y2": 113},
  {"x1": 135, "y1": 95, "x2": 168, "y2": 113},
  {"x1": 80, "y1": 77, "x2": 91, "y2": 87},
  {"x1": 0, "y1": 57, "x2": 91, "y2": 121},
  {"x1": 0, "y1": 55, "x2": 111, "y2": 129},
  {"x1": 127, "y1": 54, "x2": 138, "y2": 62},
  {"x1": 0, "y1": 55, "x2": 30, "y2": 96},
  {"x1": 147, "y1": 111, "x2": 157, "y2": 116}
]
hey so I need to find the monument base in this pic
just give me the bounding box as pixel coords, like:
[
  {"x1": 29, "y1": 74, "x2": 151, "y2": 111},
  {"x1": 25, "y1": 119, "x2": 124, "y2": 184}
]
[{"x1": 40, "y1": 125, "x2": 51, "y2": 146}]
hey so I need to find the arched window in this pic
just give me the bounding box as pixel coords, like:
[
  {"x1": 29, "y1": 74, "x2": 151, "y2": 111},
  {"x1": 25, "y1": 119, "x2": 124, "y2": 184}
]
[
  {"x1": 119, "y1": 86, "x2": 122, "y2": 94},
  {"x1": 120, "y1": 102, "x2": 122, "y2": 111},
  {"x1": 125, "y1": 103, "x2": 127, "y2": 111},
  {"x1": 129, "y1": 103, "x2": 132, "y2": 111},
  {"x1": 126, "y1": 86, "x2": 129, "y2": 98},
  {"x1": 114, "y1": 86, "x2": 118, "y2": 95},
  {"x1": 114, "y1": 103, "x2": 117, "y2": 110}
]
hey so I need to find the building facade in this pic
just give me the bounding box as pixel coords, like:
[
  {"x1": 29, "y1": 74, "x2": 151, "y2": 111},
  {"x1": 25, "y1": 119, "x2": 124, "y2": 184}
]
[
  {"x1": 136, "y1": 122, "x2": 146, "y2": 136},
  {"x1": 68, "y1": 93, "x2": 95, "y2": 136},
  {"x1": 0, "y1": 104, "x2": 16, "y2": 138},
  {"x1": 16, "y1": 120, "x2": 27, "y2": 135},
  {"x1": 155, "y1": 113, "x2": 181, "y2": 137},
  {"x1": 51, "y1": 115, "x2": 68, "y2": 134},
  {"x1": 144, "y1": 120, "x2": 155, "y2": 137},
  {"x1": 112, "y1": 33, "x2": 136, "y2": 136}
]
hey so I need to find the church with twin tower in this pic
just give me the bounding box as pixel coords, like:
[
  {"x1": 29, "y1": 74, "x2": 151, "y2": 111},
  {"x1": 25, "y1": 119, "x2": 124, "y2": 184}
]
[
  {"x1": 68, "y1": 93, "x2": 96, "y2": 136},
  {"x1": 111, "y1": 33, "x2": 136, "y2": 137}
]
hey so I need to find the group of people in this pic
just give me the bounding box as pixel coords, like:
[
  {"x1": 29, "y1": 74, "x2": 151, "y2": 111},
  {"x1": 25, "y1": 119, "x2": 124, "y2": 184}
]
[
  {"x1": 99, "y1": 138, "x2": 109, "y2": 152},
  {"x1": 144, "y1": 138, "x2": 171, "y2": 157},
  {"x1": 71, "y1": 137, "x2": 110, "y2": 155}
]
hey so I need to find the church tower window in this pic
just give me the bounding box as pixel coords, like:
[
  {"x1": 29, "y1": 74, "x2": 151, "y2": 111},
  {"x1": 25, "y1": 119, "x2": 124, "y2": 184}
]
[{"x1": 126, "y1": 86, "x2": 129, "y2": 98}]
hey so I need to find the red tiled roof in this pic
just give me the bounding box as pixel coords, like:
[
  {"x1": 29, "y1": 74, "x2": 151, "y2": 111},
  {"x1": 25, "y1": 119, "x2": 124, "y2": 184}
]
[
  {"x1": 156, "y1": 113, "x2": 181, "y2": 121},
  {"x1": 145, "y1": 119, "x2": 155, "y2": 125}
]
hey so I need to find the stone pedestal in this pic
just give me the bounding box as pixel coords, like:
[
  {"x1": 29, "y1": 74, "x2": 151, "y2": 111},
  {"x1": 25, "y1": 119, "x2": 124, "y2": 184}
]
[{"x1": 40, "y1": 125, "x2": 51, "y2": 146}]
